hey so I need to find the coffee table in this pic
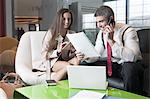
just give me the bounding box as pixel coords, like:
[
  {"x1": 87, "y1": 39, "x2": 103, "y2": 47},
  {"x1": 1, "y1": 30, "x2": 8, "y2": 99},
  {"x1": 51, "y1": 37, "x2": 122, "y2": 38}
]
[{"x1": 13, "y1": 80, "x2": 149, "y2": 99}]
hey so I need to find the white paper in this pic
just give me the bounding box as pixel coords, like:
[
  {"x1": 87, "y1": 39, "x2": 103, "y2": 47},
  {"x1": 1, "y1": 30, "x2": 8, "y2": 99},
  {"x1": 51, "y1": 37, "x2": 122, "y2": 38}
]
[
  {"x1": 67, "y1": 32, "x2": 100, "y2": 57},
  {"x1": 70, "y1": 90, "x2": 106, "y2": 99}
]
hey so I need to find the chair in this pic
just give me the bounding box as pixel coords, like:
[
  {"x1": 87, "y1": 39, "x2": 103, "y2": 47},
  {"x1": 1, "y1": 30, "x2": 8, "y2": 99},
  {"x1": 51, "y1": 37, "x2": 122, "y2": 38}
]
[
  {"x1": 108, "y1": 29, "x2": 150, "y2": 96},
  {"x1": 0, "y1": 37, "x2": 18, "y2": 73},
  {"x1": 15, "y1": 31, "x2": 54, "y2": 85},
  {"x1": 137, "y1": 29, "x2": 150, "y2": 96}
]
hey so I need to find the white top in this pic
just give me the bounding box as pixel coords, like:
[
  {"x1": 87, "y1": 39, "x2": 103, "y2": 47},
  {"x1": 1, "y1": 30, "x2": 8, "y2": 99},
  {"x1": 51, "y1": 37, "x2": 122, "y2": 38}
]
[
  {"x1": 41, "y1": 30, "x2": 75, "y2": 68},
  {"x1": 87, "y1": 23, "x2": 142, "y2": 64}
]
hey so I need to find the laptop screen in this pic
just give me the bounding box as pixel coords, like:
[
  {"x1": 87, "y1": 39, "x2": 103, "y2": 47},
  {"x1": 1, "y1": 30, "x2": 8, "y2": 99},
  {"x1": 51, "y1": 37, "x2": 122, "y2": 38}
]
[{"x1": 67, "y1": 65, "x2": 107, "y2": 90}]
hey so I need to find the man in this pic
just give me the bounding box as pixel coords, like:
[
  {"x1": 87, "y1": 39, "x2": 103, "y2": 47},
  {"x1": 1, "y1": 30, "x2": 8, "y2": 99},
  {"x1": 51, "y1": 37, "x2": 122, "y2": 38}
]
[{"x1": 77, "y1": 5, "x2": 144, "y2": 94}]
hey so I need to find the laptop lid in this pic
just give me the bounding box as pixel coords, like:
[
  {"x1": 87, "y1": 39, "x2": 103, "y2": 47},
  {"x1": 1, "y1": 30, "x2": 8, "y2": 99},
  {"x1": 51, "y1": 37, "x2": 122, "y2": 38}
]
[{"x1": 67, "y1": 65, "x2": 107, "y2": 90}]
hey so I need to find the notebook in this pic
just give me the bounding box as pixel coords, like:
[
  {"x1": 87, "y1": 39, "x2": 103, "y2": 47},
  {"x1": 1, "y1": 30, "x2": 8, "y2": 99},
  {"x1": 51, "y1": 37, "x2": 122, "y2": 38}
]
[
  {"x1": 67, "y1": 65, "x2": 107, "y2": 90},
  {"x1": 69, "y1": 90, "x2": 106, "y2": 99}
]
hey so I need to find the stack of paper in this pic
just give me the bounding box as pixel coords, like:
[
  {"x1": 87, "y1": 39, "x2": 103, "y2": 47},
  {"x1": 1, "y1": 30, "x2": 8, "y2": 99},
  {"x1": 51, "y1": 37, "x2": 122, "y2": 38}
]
[
  {"x1": 70, "y1": 90, "x2": 106, "y2": 99},
  {"x1": 67, "y1": 32, "x2": 100, "y2": 58}
]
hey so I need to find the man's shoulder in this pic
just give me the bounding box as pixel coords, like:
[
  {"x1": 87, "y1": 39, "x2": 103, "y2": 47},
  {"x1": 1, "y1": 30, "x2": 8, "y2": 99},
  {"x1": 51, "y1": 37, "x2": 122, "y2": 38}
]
[
  {"x1": 116, "y1": 23, "x2": 130, "y2": 29},
  {"x1": 115, "y1": 23, "x2": 135, "y2": 33}
]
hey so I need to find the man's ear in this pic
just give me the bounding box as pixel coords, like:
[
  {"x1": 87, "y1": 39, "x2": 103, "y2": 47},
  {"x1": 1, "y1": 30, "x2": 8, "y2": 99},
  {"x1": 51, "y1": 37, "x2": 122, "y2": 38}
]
[{"x1": 108, "y1": 16, "x2": 113, "y2": 24}]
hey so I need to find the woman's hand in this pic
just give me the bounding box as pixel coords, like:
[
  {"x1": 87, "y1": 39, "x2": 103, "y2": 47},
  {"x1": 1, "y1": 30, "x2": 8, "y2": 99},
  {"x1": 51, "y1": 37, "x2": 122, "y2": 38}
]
[
  {"x1": 58, "y1": 42, "x2": 71, "y2": 53},
  {"x1": 61, "y1": 42, "x2": 71, "y2": 50}
]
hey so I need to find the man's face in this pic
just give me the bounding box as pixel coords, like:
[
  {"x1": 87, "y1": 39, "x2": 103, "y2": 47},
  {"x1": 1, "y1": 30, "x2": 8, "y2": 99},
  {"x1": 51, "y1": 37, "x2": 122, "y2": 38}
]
[{"x1": 96, "y1": 16, "x2": 108, "y2": 31}]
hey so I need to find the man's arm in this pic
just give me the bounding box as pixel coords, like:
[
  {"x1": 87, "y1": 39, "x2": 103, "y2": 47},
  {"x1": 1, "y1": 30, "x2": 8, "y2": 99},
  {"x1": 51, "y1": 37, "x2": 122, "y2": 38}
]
[{"x1": 112, "y1": 28, "x2": 142, "y2": 62}]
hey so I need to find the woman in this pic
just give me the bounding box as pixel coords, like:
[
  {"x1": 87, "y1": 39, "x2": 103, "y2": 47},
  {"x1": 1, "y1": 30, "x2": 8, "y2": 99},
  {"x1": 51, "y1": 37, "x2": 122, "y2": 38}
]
[{"x1": 41, "y1": 8, "x2": 80, "y2": 82}]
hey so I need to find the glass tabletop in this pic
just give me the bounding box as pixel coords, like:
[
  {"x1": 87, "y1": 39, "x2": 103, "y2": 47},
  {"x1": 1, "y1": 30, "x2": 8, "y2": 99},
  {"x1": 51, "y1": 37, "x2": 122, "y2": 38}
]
[{"x1": 14, "y1": 80, "x2": 149, "y2": 99}]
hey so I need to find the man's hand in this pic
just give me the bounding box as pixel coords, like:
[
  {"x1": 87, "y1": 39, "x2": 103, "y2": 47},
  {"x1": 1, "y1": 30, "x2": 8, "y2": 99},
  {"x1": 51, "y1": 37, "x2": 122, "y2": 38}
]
[
  {"x1": 103, "y1": 24, "x2": 114, "y2": 40},
  {"x1": 103, "y1": 24, "x2": 115, "y2": 46},
  {"x1": 75, "y1": 52, "x2": 89, "y2": 62}
]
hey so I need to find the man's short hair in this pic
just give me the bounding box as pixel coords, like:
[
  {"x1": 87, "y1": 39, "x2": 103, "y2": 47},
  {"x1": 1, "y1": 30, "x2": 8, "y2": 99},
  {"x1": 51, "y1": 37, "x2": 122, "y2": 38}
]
[{"x1": 94, "y1": 5, "x2": 114, "y2": 19}]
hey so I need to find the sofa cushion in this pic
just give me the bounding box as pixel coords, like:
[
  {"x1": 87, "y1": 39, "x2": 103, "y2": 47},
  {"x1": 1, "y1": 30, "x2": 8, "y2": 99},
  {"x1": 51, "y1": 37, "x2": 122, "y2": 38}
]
[
  {"x1": 137, "y1": 29, "x2": 150, "y2": 96},
  {"x1": 137, "y1": 29, "x2": 150, "y2": 54},
  {"x1": 0, "y1": 88, "x2": 7, "y2": 99},
  {"x1": 0, "y1": 37, "x2": 18, "y2": 54},
  {"x1": 30, "y1": 31, "x2": 47, "y2": 70}
]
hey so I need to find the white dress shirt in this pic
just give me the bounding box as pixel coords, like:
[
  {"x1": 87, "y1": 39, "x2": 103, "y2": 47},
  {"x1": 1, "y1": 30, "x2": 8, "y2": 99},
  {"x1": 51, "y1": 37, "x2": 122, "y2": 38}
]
[{"x1": 87, "y1": 23, "x2": 142, "y2": 64}]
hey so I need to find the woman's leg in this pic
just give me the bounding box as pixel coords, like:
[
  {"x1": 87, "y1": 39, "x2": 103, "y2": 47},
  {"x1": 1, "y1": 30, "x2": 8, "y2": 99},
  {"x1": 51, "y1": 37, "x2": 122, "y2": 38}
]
[
  {"x1": 52, "y1": 57, "x2": 80, "y2": 82},
  {"x1": 52, "y1": 61, "x2": 70, "y2": 72},
  {"x1": 52, "y1": 61, "x2": 70, "y2": 82}
]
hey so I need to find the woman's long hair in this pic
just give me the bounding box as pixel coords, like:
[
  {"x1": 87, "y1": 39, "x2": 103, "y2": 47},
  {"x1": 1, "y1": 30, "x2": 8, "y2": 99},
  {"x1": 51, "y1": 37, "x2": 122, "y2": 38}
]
[{"x1": 46, "y1": 8, "x2": 73, "y2": 51}]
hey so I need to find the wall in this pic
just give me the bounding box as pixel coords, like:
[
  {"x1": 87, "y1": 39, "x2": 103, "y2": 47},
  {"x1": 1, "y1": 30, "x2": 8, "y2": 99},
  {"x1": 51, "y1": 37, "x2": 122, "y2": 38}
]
[
  {"x1": 14, "y1": 0, "x2": 41, "y2": 16},
  {"x1": 69, "y1": 2, "x2": 82, "y2": 32},
  {"x1": 12, "y1": 0, "x2": 103, "y2": 34},
  {"x1": 67, "y1": 0, "x2": 103, "y2": 32},
  {"x1": 13, "y1": 0, "x2": 64, "y2": 32},
  {"x1": 39, "y1": 0, "x2": 57, "y2": 30}
]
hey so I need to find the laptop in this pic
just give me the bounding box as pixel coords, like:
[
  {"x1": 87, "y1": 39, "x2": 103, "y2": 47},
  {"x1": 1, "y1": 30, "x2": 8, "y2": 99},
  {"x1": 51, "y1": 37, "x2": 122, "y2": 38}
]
[{"x1": 67, "y1": 65, "x2": 108, "y2": 90}]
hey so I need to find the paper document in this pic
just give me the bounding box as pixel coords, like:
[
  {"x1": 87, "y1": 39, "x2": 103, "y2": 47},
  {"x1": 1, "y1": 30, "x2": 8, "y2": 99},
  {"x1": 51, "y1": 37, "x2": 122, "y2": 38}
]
[
  {"x1": 67, "y1": 32, "x2": 100, "y2": 57},
  {"x1": 70, "y1": 90, "x2": 106, "y2": 99}
]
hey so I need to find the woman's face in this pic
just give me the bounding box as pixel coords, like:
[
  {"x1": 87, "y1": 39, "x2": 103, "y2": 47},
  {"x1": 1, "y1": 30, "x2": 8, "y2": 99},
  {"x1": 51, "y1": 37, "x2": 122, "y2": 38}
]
[{"x1": 62, "y1": 12, "x2": 72, "y2": 29}]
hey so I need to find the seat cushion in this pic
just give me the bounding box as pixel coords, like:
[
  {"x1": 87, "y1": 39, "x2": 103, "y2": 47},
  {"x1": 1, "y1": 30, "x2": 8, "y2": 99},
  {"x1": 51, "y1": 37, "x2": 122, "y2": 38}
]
[
  {"x1": 30, "y1": 31, "x2": 47, "y2": 70},
  {"x1": 108, "y1": 77, "x2": 124, "y2": 90},
  {"x1": 30, "y1": 31, "x2": 46, "y2": 63}
]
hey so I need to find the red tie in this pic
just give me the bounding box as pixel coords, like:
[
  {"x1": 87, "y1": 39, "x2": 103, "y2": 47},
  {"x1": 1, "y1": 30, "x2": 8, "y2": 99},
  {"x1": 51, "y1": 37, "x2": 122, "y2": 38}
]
[{"x1": 107, "y1": 42, "x2": 112, "y2": 76}]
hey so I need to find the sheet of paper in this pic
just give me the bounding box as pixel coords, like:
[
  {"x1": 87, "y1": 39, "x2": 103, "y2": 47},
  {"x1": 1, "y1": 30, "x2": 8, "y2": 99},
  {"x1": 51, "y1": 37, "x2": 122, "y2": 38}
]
[
  {"x1": 70, "y1": 90, "x2": 106, "y2": 99},
  {"x1": 67, "y1": 32, "x2": 100, "y2": 58}
]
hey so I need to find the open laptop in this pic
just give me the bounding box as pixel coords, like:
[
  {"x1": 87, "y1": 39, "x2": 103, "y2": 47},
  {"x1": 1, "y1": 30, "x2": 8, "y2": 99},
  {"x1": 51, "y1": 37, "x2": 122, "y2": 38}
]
[{"x1": 67, "y1": 65, "x2": 108, "y2": 90}]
